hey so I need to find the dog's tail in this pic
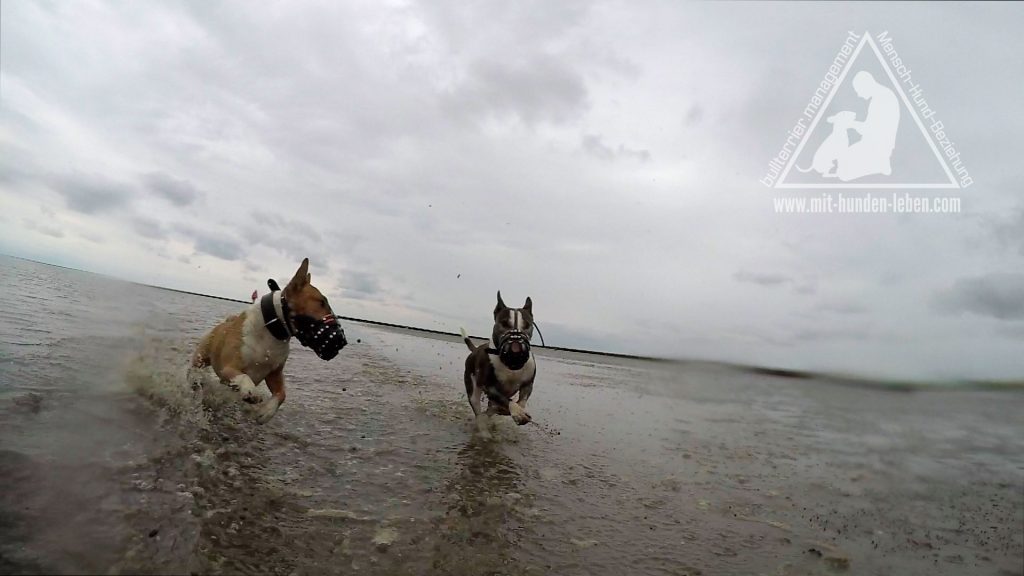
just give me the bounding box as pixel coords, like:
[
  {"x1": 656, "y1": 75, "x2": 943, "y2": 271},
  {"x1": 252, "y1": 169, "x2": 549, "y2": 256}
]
[
  {"x1": 795, "y1": 164, "x2": 813, "y2": 173},
  {"x1": 459, "y1": 327, "x2": 477, "y2": 352}
]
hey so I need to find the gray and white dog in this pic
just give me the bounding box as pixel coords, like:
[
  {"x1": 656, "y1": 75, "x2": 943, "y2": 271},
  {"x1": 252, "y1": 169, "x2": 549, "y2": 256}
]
[{"x1": 460, "y1": 291, "x2": 536, "y2": 425}]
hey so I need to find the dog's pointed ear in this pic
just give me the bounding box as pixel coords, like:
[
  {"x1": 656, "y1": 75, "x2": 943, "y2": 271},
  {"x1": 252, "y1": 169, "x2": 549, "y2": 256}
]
[
  {"x1": 494, "y1": 290, "x2": 507, "y2": 316},
  {"x1": 286, "y1": 258, "x2": 310, "y2": 293},
  {"x1": 523, "y1": 296, "x2": 532, "y2": 313}
]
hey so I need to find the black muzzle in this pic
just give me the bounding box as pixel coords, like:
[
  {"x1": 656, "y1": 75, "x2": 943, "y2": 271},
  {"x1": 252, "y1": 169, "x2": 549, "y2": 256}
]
[
  {"x1": 497, "y1": 330, "x2": 531, "y2": 370},
  {"x1": 292, "y1": 313, "x2": 347, "y2": 361}
]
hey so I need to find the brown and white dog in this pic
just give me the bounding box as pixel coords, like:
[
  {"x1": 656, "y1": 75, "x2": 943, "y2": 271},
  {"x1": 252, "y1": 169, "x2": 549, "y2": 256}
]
[
  {"x1": 189, "y1": 258, "x2": 345, "y2": 423},
  {"x1": 461, "y1": 292, "x2": 537, "y2": 426}
]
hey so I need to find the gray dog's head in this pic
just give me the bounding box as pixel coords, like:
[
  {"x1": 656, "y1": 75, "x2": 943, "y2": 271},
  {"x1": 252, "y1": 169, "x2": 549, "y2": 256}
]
[{"x1": 492, "y1": 291, "x2": 534, "y2": 369}]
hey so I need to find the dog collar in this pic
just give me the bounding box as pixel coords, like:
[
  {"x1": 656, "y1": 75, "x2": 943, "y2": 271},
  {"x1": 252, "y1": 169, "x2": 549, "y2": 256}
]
[{"x1": 260, "y1": 292, "x2": 292, "y2": 341}]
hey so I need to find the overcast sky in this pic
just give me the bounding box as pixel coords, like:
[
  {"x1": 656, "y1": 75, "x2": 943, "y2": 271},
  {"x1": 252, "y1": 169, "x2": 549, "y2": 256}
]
[{"x1": 2, "y1": 1, "x2": 1022, "y2": 380}]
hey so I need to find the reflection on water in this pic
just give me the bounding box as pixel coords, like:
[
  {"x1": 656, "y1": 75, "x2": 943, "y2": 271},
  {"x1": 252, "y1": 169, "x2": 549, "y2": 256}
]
[
  {"x1": 431, "y1": 437, "x2": 526, "y2": 574},
  {"x1": 2, "y1": 256, "x2": 1023, "y2": 576}
]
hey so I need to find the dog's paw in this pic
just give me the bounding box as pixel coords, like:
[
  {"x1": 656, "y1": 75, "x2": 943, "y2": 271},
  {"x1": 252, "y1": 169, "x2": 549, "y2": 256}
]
[
  {"x1": 474, "y1": 415, "x2": 493, "y2": 439},
  {"x1": 509, "y1": 402, "x2": 532, "y2": 426},
  {"x1": 242, "y1": 391, "x2": 263, "y2": 404},
  {"x1": 186, "y1": 368, "x2": 203, "y2": 392},
  {"x1": 255, "y1": 396, "x2": 281, "y2": 424},
  {"x1": 229, "y1": 375, "x2": 262, "y2": 404}
]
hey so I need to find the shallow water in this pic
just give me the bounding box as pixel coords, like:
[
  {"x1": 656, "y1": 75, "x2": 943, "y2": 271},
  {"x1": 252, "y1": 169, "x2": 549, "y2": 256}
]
[{"x1": 1, "y1": 256, "x2": 1022, "y2": 575}]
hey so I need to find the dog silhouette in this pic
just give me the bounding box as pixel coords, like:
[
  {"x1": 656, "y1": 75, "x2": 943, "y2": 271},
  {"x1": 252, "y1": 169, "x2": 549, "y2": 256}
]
[{"x1": 796, "y1": 110, "x2": 858, "y2": 177}]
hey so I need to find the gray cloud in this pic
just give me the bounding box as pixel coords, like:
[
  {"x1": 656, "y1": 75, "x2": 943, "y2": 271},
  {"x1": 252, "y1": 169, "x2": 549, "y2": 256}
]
[
  {"x1": 685, "y1": 104, "x2": 704, "y2": 126},
  {"x1": 991, "y1": 207, "x2": 1024, "y2": 256},
  {"x1": 193, "y1": 233, "x2": 245, "y2": 261},
  {"x1": 581, "y1": 134, "x2": 650, "y2": 163},
  {"x1": 80, "y1": 233, "x2": 104, "y2": 244},
  {"x1": 250, "y1": 211, "x2": 321, "y2": 243},
  {"x1": 734, "y1": 270, "x2": 792, "y2": 286},
  {"x1": 996, "y1": 324, "x2": 1024, "y2": 340},
  {"x1": 793, "y1": 281, "x2": 817, "y2": 296},
  {"x1": 50, "y1": 174, "x2": 132, "y2": 214},
  {"x1": 132, "y1": 216, "x2": 169, "y2": 240},
  {"x1": 343, "y1": 270, "x2": 383, "y2": 301},
  {"x1": 240, "y1": 213, "x2": 327, "y2": 269},
  {"x1": 145, "y1": 172, "x2": 203, "y2": 206},
  {"x1": 0, "y1": 160, "x2": 30, "y2": 185},
  {"x1": 789, "y1": 324, "x2": 882, "y2": 343},
  {"x1": 23, "y1": 218, "x2": 65, "y2": 238},
  {"x1": 817, "y1": 300, "x2": 868, "y2": 315},
  {"x1": 933, "y1": 273, "x2": 1024, "y2": 321},
  {"x1": 446, "y1": 55, "x2": 587, "y2": 125}
]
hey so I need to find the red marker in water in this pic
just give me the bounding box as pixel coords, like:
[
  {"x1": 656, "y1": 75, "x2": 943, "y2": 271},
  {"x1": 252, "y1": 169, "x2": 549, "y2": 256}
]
[{"x1": 251, "y1": 289, "x2": 258, "y2": 303}]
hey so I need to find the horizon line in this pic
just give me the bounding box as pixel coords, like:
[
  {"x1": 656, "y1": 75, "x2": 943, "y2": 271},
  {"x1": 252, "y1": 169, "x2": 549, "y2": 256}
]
[{"x1": 4, "y1": 252, "x2": 1021, "y2": 389}]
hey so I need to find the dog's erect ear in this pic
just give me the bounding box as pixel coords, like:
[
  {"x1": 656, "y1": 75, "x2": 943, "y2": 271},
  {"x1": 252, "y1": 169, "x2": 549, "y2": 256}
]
[
  {"x1": 494, "y1": 290, "x2": 507, "y2": 316},
  {"x1": 286, "y1": 258, "x2": 310, "y2": 293},
  {"x1": 523, "y1": 296, "x2": 532, "y2": 313}
]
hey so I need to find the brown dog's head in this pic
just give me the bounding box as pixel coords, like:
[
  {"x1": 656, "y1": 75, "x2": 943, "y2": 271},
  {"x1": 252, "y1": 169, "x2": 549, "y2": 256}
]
[
  {"x1": 282, "y1": 258, "x2": 347, "y2": 360},
  {"x1": 283, "y1": 258, "x2": 333, "y2": 319}
]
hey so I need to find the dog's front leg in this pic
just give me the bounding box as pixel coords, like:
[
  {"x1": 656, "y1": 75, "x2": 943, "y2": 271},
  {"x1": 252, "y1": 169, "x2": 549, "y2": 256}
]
[
  {"x1": 516, "y1": 381, "x2": 534, "y2": 412},
  {"x1": 484, "y1": 384, "x2": 531, "y2": 426},
  {"x1": 216, "y1": 366, "x2": 262, "y2": 404},
  {"x1": 256, "y1": 368, "x2": 286, "y2": 424}
]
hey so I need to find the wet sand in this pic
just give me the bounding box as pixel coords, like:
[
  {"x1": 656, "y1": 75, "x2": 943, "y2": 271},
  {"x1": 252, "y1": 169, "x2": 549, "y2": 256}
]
[{"x1": 1, "y1": 257, "x2": 1022, "y2": 575}]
